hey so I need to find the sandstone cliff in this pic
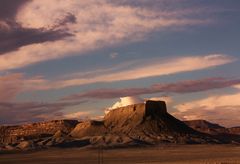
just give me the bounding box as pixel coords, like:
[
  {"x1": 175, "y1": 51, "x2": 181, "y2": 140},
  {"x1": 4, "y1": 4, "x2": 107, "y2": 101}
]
[
  {"x1": 184, "y1": 120, "x2": 227, "y2": 135},
  {"x1": 0, "y1": 120, "x2": 78, "y2": 144},
  {"x1": 71, "y1": 101, "x2": 217, "y2": 145},
  {"x1": 184, "y1": 120, "x2": 240, "y2": 143},
  {"x1": 1, "y1": 101, "x2": 238, "y2": 151},
  {"x1": 228, "y1": 127, "x2": 240, "y2": 135}
]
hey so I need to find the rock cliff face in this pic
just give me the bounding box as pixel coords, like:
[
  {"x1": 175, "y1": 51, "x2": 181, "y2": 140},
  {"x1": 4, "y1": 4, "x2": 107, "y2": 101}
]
[
  {"x1": 184, "y1": 120, "x2": 240, "y2": 143},
  {"x1": 72, "y1": 101, "x2": 216, "y2": 144},
  {"x1": 1, "y1": 101, "x2": 239, "y2": 151},
  {"x1": 0, "y1": 120, "x2": 78, "y2": 144},
  {"x1": 104, "y1": 101, "x2": 167, "y2": 130},
  {"x1": 70, "y1": 120, "x2": 107, "y2": 138},
  {"x1": 228, "y1": 127, "x2": 240, "y2": 135},
  {"x1": 104, "y1": 101, "x2": 195, "y2": 137},
  {"x1": 184, "y1": 120, "x2": 227, "y2": 135}
]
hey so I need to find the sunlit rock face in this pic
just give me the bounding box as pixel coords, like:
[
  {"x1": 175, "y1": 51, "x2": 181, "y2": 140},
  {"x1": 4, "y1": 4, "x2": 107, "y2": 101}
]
[
  {"x1": 184, "y1": 120, "x2": 227, "y2": 135},
  {"x1": 104, "y1": 100, "x2": 167, "y2": 129},
  {"x1": 228, "y1": 127, "x2": 240, "y2": 135},
  {"x1": 103, "y1": 100, "x2": 199, "y2": 142},
  {"x1": 70, "y1": 120, "x2": 107, "y2": 138},
  {"x1": 0, "y1": 120, "x2": 78, "y2": 144},
  {"x1": 1, "y1": 101, "x2": 230, "y2": 151}
]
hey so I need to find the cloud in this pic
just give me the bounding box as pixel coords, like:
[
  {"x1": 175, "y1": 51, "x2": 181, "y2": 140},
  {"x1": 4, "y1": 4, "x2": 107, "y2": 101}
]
[
  {"x1": 105, "y1": 95, "x2": 172, "y2": 114},
  {"x1": 0, "y1": 100, "x2": 86, "y2": 125},
  {"x1": 105, "y1": 96, "x2": 143, "y2": 114},
  {"x1": 63, "y1": 111, "x2": 90, "y2": 120},
  {"x1": 173, "y1": 93, "x2": 240, "y2": 127},
  {"x1": 0, "y1": 73, "x2": 24, "y2": 101},
  {"x1": 23, "y1": 54, "x2": 237, "y2": 91},
  {"x1": 110, "y1": 96, "x2": 143, "y2": 109},
  {"x1": 0, "y1": 21, "x2": 73, "y2": 55},
  {"x1": 62, "y1": 77, "x2": 240, "y2": 101},
  {"x1": 0, "y1": 0, "x2": 30, "y2": 19},
  {"x1": 5, "y1": 63, "x2": 238, "y2": 101},
  {"x1": 55, "y1": 13, "x2": 77, "y2": 27},
  {"x1": 234, "y1": 84, "x2": 240, "y2": 89},
  {"x1": 0, "y1": 0, "x2": 212, "y2": 71},
  {"x1": 0, "y1": 1, "x2": 75, "y2": 55},
  {"x1": 109, "y1": 52, "x2": 118, "y2": 59}
]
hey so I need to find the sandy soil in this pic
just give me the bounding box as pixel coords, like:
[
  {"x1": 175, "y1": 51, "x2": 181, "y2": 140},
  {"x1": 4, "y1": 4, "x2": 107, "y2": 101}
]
[{"x1": 0, "y1": 144, "x2": 240, "y2": 164}]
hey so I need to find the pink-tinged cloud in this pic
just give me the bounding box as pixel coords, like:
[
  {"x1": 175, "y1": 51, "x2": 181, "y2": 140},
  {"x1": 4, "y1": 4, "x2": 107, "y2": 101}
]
[
  {"x1": 0, "y1": 0, "x2": 213, "y2": 71},
  {"x1": 234, "y1": 84, "x2": 240, "y2": 89},
  {"x1": 0, "y1": 73, "x2": 24, "y2": 101},
  {"x1": 2, "y1": 54, "x2": 237, "y2": 101},
  {"x1": 63, "y1": 111, "x2": 91, "y2": 120},
  {"x1": 22, "y1": 54, "x2": 236, "y2": 91},
  {"x1": 62, "y1": 77, "x2": 240, "y2": 101},
  {"x1": 173, "y1": 93, "x2": 240, "y2": 127},
  {"x1": 0, "y1": 100, "x2": 87, "y2": 125},
  {"x1": 146, "y1": 96, "x2": 173, "y2": 105},
  {"x1": 0, "y1": 0, "x2": 30, "y2": 20},
  {"x1": 0, "y1": 1, "x2": 73, "y2": 55}
]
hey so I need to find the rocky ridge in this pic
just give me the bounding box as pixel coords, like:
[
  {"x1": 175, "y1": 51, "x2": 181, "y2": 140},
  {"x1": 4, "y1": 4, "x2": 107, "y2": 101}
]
[
  {"x1": 0, "y1": 120, "x2": 78, "y2": 143},
  {"x1": 0, "y1": 101, "x2": 239, "y2": 151},
  {"x1": 184, "y1": 120, "x2": 240, "y2": 143}
]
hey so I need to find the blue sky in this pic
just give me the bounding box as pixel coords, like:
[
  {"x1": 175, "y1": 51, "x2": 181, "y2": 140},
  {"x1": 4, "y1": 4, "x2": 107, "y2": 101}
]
[{"x1": 0, "y1": 0, "x2": 240, "y2": 126}]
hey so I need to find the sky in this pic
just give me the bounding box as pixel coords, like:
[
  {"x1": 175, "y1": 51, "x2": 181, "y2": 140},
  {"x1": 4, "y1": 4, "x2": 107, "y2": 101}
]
[{"x1": 0, "y1": 0, "x2": 240, "y2": 127}]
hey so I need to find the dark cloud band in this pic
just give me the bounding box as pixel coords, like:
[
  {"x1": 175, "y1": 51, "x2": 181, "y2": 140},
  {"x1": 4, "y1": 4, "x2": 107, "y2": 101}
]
[
  {"x1": 0, "y1": 21, "x2": 74, "y2": 55},
  {"x1": 0, "y1": 1, "x2": 76, "y2": 55},
  {"x1": 0, "y1": 0, "x2": 31, "y2": 19},
  {"x1": 62, "y1": 77, "x2": 240, "y2": 100},
  {"x1": 0, "y1": 100, "x2": 86, "y2": 125}
]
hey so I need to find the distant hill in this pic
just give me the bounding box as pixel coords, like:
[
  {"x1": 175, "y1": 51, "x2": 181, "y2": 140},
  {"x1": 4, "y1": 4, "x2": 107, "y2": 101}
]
[
  {"x1": 228, "y1": 127, "x2": 240, "y2": 135},
  {"x1": 0, "y1": 120, "x2": 78, "y2": 144},
  {"x1": 184, "y1": 120, "x2": 227, "y2": 135},
  {"x1": 184, "y1": 120, "x2": 240, "y2": 143},
  {"x1": 0, "y1": 101, "x2": 239, "y2": 151},
  {"x1": 71, "y1": 101, "x2": 217, "y2": 146}
]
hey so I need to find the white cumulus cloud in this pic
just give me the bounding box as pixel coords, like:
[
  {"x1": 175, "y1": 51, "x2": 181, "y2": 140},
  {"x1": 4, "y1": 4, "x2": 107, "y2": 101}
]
[{"x1": 105, "y1": 96, "x2": 143, "y2": 114}]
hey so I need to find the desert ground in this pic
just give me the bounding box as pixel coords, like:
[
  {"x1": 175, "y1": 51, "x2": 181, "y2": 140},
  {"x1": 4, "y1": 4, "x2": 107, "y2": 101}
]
[{"x1": 0, "y1": 144, "x2": 240, "y2": 164}]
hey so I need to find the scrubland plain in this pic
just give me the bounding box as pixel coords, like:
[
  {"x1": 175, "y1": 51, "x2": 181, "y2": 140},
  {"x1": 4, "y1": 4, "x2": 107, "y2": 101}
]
[{"x1": 1, "y1": 144, "x2": 240, "y2": 164}]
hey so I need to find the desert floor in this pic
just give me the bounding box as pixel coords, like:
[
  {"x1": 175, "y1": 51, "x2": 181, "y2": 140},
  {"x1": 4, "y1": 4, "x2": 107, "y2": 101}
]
[{"x1": 0, "y1": 144, "x2": 240, "y2": 164}]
